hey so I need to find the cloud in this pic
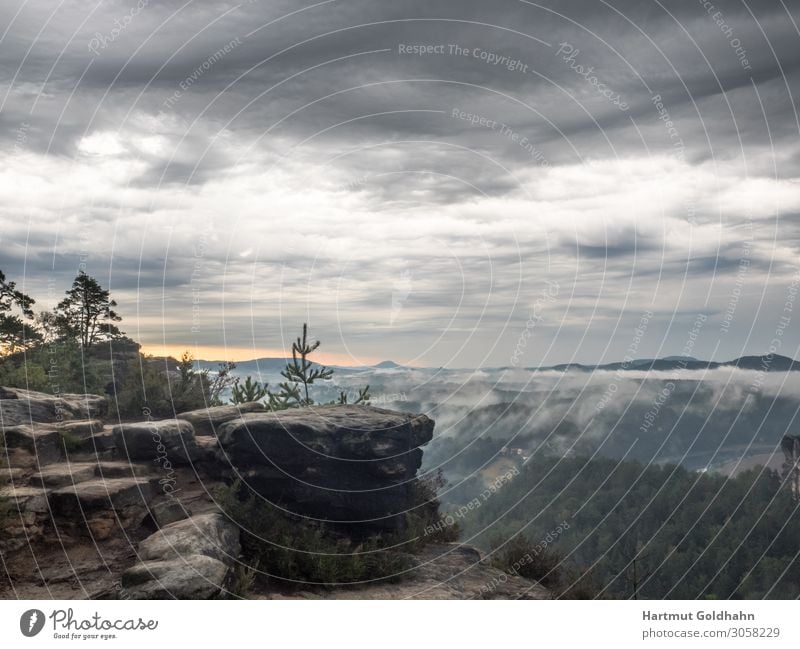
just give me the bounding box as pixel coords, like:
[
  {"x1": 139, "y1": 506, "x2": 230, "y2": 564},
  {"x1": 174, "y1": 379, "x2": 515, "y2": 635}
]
[{"x1": 0, "y1": 0, "x2": 798, "y2": 365}]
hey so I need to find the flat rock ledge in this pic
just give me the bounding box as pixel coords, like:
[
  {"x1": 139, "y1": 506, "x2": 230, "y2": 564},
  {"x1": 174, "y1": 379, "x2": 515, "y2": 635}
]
[{"x1": 217, "y1": 405, "x2": 435, "y2": 535}]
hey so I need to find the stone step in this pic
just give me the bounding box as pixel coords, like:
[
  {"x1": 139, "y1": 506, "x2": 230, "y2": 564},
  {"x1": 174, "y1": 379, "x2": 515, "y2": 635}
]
[
  {"x1": 31, "y1": 462, "x2": 98, "y2": 488},
  {"x1": 49, "y1": 477, "x2": 157, "y2": 517},
  {"x1": 0, "y1": 484, "x2": 50, "y2": 551},
  {"x1": 48, "y1": 477, "x2": 159, "y2": 541},
  {"x1": 112, "y1": 419, "x2": 199, "y2": 464},
  {"x1": 95, "y1": 461, "x2": 155, "y2": 479},
  {"x1": 0, "y1": 466, "x2": 26, "y2": 482},
  {"x1": 56, "y1": 419, "x2": 105, "y2": 438}
]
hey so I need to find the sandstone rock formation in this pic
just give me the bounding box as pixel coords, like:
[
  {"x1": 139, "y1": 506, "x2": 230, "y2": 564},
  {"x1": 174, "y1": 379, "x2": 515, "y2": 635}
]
[
  {"x1": 112, "y1": 419, "x2": 199, "y2": 464},
  {"x1": 1, "y1": 387, "x2": 548, "y2": 600},
  {"x1": 177, "y1": 402, "x2": 265, "y2": 436},
  {"x1": 0, "y1": 388, "x2": 106, "y2": 427},
  {"x1": 216, "y1": 405, "x2": 435, "y2": 535}
]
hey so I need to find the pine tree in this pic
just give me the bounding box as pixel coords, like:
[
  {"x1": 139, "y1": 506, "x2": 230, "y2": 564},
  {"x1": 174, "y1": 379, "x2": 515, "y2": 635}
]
[
  {"x1": 55, "y1": 272, "x2": 122, "y2": 347},
  {"x1": 269, "y1": 323, "x2": 333, "y2": 407},
  {"x1": 0, "y1": 270, "x2": 39, "y2": 354},
  {"x1": 230, "y1": 375, "x2": 269, "y2": 404}
]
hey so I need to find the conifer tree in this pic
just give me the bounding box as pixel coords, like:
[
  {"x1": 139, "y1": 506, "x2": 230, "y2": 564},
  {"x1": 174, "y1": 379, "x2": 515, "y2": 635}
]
[
  {"x1": 55, "y1": 271, "x2": 122, "y2": 347},
  {"x1": 0, "y1": 270, "x2": 39, "y2": 354}
]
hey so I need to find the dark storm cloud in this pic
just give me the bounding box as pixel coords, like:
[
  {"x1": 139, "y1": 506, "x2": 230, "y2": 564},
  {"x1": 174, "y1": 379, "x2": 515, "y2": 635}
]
[{"x1": 0, "y1": 0, "x2": 798, "y2": 364}]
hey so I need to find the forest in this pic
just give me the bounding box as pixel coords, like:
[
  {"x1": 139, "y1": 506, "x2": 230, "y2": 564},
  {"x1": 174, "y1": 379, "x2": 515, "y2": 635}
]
[{"x1": 456, "y1": 453, "x2": 799, "y2": 599}]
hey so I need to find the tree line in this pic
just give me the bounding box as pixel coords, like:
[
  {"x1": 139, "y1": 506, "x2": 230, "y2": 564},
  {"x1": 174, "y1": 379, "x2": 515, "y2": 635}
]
[
  {"x1": 455, "y1": 452, "x2": 800, "y2": 599},
  {"x1": 0, "y1": 269, "x2": 368, "y2": 418}
]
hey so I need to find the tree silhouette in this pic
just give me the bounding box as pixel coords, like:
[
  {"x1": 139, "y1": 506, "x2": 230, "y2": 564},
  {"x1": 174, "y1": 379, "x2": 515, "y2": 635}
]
[
  {"x1": 55, "y1": 272, "x2": 122, "y2": 347},
  {"x1": 0, "y1": 270, "x2": 39, "y2": 354},
  {"x1": 272, "y1": 323, "x2": 333, "y2": 406}
]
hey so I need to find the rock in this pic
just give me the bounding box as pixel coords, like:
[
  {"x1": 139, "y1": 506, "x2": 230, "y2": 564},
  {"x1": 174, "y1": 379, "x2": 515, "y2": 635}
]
[
  {"x1": 0, "y1": 484, "x2": 50, "y2": 514},
  {"x1": 32, "y1": 462, "x2": 98, "y2": 488},
  {"x1": 2, "y1": 424, "x2": 64, "y2": 466},
  {"x1": 177, "y1": 402, "x2": 265, "y2": 436},
  {"x1": 0, "y1": 485, "x2": 50, "y2": 551},
  {"x1": 49, "y1": 477, "x2": 157, "y2": 539},
  {"x1": 94, "y1": 461, "x2": 153, "y2": 479},
  {"x1": 112, "y1": 419, "x2": 199, "y2": 464},
  {"x1": 50, "y1": 477, "x2": 156, "y2": 514},
  {"x1": 138, "y1": 513, "x2": 240, "y2": 564},
  {"x1": 119, "y1": 513, "x2": 241, "y2": 600},
  {"x1": 317, "y1": 544, "x2": 551, "y2": 600},
  {"x1": 57, "y1": 419, "x2": 105, "y2": 437},
  {"x1": 0, "y1": 388, "x2": 106, "y2": 426},
  {"x1": 120, "y1": 554, "x2": 234, "y2": 599},
  {"x1": 150, "y1": 499, "x2": 191, "y2": 527},
  {"x1": 217, "y1": 405, "x2": 435, "y2": 535},
  {"x1": 0, "y1": 467, "x2": 25, "y2": 482},
  {"x1": 3, "y1": 447, "x2": 37, "y2": 469},
  {"x1": 75, "y1": 426, "x2": 116, "y2": 454}
]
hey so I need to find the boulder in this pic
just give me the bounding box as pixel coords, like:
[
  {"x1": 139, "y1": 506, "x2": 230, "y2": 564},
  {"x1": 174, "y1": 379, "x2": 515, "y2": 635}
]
[
  {"x1": 112, "y1": 419, "x2": 199, "y2": 464},
  {"x1": 177, "y1": 402, "x2": 265, "y2": 436},
  {"x1": 217, "y1": 405, "x2": 435, "y2": 534},
  {"x1": 150, "y1": 499, "x2": 191, "y2": 527},
  {"x1": 138, "y1": 513, "x2": 240, "y2": 564},
  {"x1": 120, "y1": 554, "x2": 233, "y2": 599},
  {"x1": 119, "y1": 513, "x2": 241, "y2": 600}
]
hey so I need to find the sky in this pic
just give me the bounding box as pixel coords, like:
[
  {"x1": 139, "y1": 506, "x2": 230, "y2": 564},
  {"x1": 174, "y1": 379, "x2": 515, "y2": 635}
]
[{"x1": 0, "y1": 0, "x2": 798, "y2": 367}]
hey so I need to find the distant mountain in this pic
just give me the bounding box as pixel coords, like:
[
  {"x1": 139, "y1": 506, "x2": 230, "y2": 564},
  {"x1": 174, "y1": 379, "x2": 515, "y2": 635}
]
[
  {"x1": 196, "y1": 357, "x2": 293, "y2": 374},
  {"x1": 196, "y1": 354, "x2": 800, "y2": 375},
  {"x1": 539, "y1": 354, "x2": 800, "y2": 373},
  {"x1": 373, "y1": 360, "x2": 403, "y2": 369}
]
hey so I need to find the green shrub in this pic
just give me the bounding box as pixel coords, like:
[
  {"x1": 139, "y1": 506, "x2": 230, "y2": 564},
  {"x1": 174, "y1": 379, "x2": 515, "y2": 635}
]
[
  {"x1": 405, "y1": 468, "x2": 461, "y2": 546},
  {"x1": 218, "y1": 482, "x2": 413, "y2": 588},
  {"x1": 0, "y1": 361, "x2": 49, "y2": 392},
  {"x1": 58, "y1": 431, "x2": 83, "y2": 455},
  {"x1": 556, "y1": 566, "x2": 604, "y2": 600},
  {"x1": 490, "y1": 534, "x2": 564, "y2": 588}
]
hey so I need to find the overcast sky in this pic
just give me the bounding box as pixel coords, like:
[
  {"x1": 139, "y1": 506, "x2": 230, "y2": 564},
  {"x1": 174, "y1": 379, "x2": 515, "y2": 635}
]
[{"x1": 0, "y1": 0, "x2": 798, "y2": 366}]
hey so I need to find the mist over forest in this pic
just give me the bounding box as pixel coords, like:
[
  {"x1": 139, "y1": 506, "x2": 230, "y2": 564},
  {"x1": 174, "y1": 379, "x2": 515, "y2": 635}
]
[{"x1": 238, "y1": 364, "x2": 800, "y2": 481}]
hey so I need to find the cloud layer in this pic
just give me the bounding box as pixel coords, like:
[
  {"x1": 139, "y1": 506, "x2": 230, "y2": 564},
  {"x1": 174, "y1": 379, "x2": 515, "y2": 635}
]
[{"x1": 1, "y1": 0, "x2": 799, "y2": 366}]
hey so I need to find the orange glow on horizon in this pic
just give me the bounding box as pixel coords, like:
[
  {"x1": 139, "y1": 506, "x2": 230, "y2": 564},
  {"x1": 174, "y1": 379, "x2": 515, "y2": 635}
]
[{"x1": 138, "y1": 344, "x2": 384, "y2": 366}]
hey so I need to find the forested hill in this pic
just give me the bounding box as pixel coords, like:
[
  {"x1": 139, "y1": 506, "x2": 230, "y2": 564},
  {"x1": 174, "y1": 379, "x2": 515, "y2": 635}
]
[{"x1": 455, "y1": 454, "x2": 800, "y2": 599}]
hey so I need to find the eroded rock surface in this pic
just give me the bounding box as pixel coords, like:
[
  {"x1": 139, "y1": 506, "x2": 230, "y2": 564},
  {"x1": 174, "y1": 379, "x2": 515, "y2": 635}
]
[
  {"x1": 120, "y1": 514, "x2": 240, "y2": 599},
  {"x1": 112, "y1": 419, "x2": 198, "y2": 464},
  {"x1": 217, "y1": 405, "x2": 435, "y2": 535},
  {"x1": 177, "y1": 402, "x2": 265, "y2": 436},
  {"x1": 0, "y1": 388, "x2": 548, "y2": 600}
]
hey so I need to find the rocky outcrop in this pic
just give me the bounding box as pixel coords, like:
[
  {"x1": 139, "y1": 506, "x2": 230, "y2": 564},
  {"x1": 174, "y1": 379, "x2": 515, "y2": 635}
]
[
  {"x1": 120, "y1": 514, "x2": 240, "y2": 599},
  {"x1": 217, "y1": 405, "x2": 434, "y2": 535},
  {"x1": 1, "y1": 387, "x2": 550, "y2": 600},
  {"x1": 112, "y1": 419, "x2": 199, "y2": 464},
  {"x1": 177, "y1": 402, "x2": 265, "y2": 436},
  {"x1": 0, "y1": 388, "x2": 106, "y2": 426},
  {"x1": 781, "y1": 434, "x2": 800, "y2": 497}
]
